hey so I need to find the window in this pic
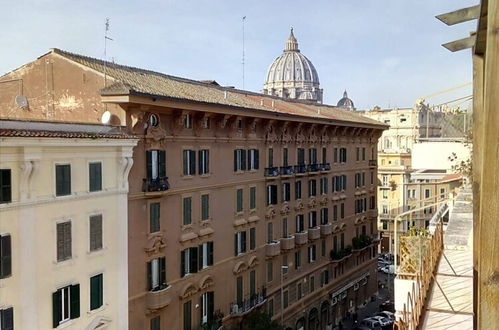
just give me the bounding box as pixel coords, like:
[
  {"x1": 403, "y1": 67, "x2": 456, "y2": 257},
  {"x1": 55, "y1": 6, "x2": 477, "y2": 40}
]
[
  {"x1": 266, "y1": 185, "x2": 277, "y2": 205},
  {"x1": 282, "y1": 255, "x2": 288, "y2": 273},
  {"x1": 146, "y1": 150, "x2": 166, "y2": 180},
  {"x1": 250, "y1": 270, "x2": 256, "y2": 297},
  {"x1": 148, "y1": 257, "x2": 167, "y2": 290},
  {"x1": 333, "y1": 205, "x2": 338, "y2": 221},
  {"x1": 297, "y1": 283, "x2": 302, "y2": 299},
  {"x1": 55, "y1": 164, "x2": 71, "y2": 196},
  {"x1": 198, "y1": 149, "x2": 209, "y2": 174},
  {"x1": 294, "y1": 250, "x2": 301, "y2": 269},
  {"x1": 150, "y1": 316, "x2": 160, "y2": 330},
  {"x1": 183, "y1": 114, "x2": 192, "y2": 128},
  {"x1": 370, "y1": 196, "x2": 376, "y2": 209},
  {"x1": 268, "y1": 299, "x2": 274, "y2": 317},
  {"x1": 89, "y1": 162, "x2": 102, "y2": 192},
  {"x1": 236, "y1": 276, "x2": 243, "y2": 305},
  {"x1": 183, "y1": 150, "x2": 196, "y2": 176},
  {"x1": 333, "y1": 147, "x2": 338, "y2": 163},
  {"x1": 236, "y1": 189, "x2": 243, "y2": 212},
  {"x1": 340, "y1": 203, "x2": 345, "y2": 219},
  {"x1": 370, "y1": 171, "x2": 374, "y2": 185},
  {"x1": 183, "y1": 197, "x2": 192, "y2": 225},
  {"x1": 333, "y1": 236, "x2": 338, "y2": 252},
  {"x1": 268, "y1": 148, "x2": 274, "y2": 167},
  {"x1": 382, "y1": 175, "x2": 389, "y2": 186},
  {"x1": 308, "y1": 211, "x2": 317, "y2": 228},
  {"x1": 382, "y1": 205, "x2": 388, "y2": 214},
  {"x1": 362, "y1": 172, "x2": 365, "y2": 186},
  {"x1": 283, "y1": 290, "x2": 289, "y2": 309},
  {"x1": 89, "y1": 215, "x2": 103, "y2": 252},
  {"x1": 199, "y1": 194, "x2": 210, "y2": 221},
  {"x1": 52, "y1": 284, "x2": 80, "y2": 327},
  {"x1": 198, "y1": 241, "x2": 214, "y2": 270},
  {"x1": 383, "y1": 190, "x2": 388, "y2": 199},
  {"x1": 382, "y1": 221, "x2": 388, "y2": 230},
  {"x1": 282, "y1": 182, "x2": 291, "y2": 202},
  {"x1": 237, "y1": 119, "x2": 243, "y2": 130},
  {"x1": 250, "y1": 187, "x2": 256, "y2": 209},
  {"x1": 297, "y1": 148, "x2": 305, "y2": 165},
  {"x1": 308, "y1": 245, "x2": 316, "y2": 263},
  {"x1": 202, "y1": 117, "x2": 210, "y2": 129},
  {"x1": 267, "y1": 222, "x2": 273, "y2": 244},
  {"x1": 0, "y1": 235, "x2": 11, "y2": 279},
  {"x1": 320, "y1": 177, "x2": 328, "y2": 194},
  {"x1": 183, "y1": 300, "x2": 192, "y2": 330},
  {"x1": 234, "y1": 149, "x2": 246, "y2": 171},
  {"x1": 282, "y1": 218, "x2": 288, "y2": 238},
  {"x1": 425, "y1": 189, "x2": 430, "y2": 198},
  {"x1": 181, "y1": 247, "x2": 198, "y2": 277},
  {"x1": 295, "y1": 180, "x2": 302, "y2": 199},
  {"x1": 341, "y1": 175, "x2": 347, "y2": 190},
  {"x1": 308, "y1": 179, "x2": 316, "y2": 197},
  {"x1": 296, "y1": 214, "x2": 305, "y2": 232},
  {"x1": 321, "y1": 239, "x2": 326, "y2": 256},
  {"x1": 57, "y1": 221, "x2": 72, "y2": 262},
  {"x1": 234, "y1": 231, "x2": 247, "y2": 255},
  {"x1": 250, "y1": 227, "x2": 256, "y2": 250},
  {"x1": 267, "y1": 260, "x2": 273, "y2": 282},
  {"x1": 283, "y1": 148, "x2": 289, "y2": 166},
  {"x1": 0, "y1": 169, "x2": 11, "y2": 203},
  {"x1": 340, "y1": 233, "x2": 345, "y2": 249},
  {"x1": 440, "y1": 188, "x2": 446, "y2": 199},
  {"x1": 339, "y1": 148, "x2": 347, "y2": 163},
  {"x1": 356, "y1": 147, "x2": 360, "y2": 161},
  {"x1": 90, "y1": 274, "x2": 103, "y2": 310},
  {"x1": 200, "y1": 291, "x2": 214, "y2": 325},
  {"x1": 320, "y1": 208, "x2": 328, "y2": 225},
  {"x1": 362, "y1": 147, "x2": 366, "y2": 161},
  {"x1": 310, "y1": 276, "x2": 315, "y2": 292},
  {"x1": 0, "y1": 307, "x2": 13, "y2": 330},
  {"x1": 321, "y1": 270, "x2": 330, "y2": 286},
  {"x1": 248, "y1": 149, "x2": 259, "y2": 170},
  {"x1": 309, "y1": 148, "x2": 317, "y2": 164},
  {"x1": 322, "y1": 147, "x2": 327, "y2": 164},
  {"x1": 149, "y1": 202, "x2": 161, "y2": 233}
]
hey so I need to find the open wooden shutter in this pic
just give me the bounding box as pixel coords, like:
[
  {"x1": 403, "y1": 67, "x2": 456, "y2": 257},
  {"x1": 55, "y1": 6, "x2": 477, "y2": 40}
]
[
  {"x1": 158, "y1": 150, "x2": 166, "y2": 178},
  {"x1": 147, "y1": 261, "x2": 152, "y2": 290},
  {"x1": 190, "y1": 247, "x2": 198, "y2": 273},
  {"x1": 254, "y1": 149, "x2": 259, "y2": 169},
  {"x1": 208, "y1": 242, "x2": 214, "y2": 266},
  {"x1": 159, "y1": 257, "x2": 166, "y2": 287},
  {"x1": 181, "y1": 250, "x2": 186, "y2": 277},
  {"x1": 207, "y1": 292, "x2": 214, "y2": 322},
  {"x1": 189, "y1": 150, "x2": 196, "y2": 175},
  {"x1": 90, "y1": 274, "x2": 103, "y2": 310},
  {"x1": 183, "y1": 150, "x2": 188, "y2": 175},
  {"x1": 52, "y1": 290, "x2": 62, "y2": 328},
  {"x1": 70, "y1": 284, "x2": 80, "y2": 319},
  {"x1": 234, "y1": 150, "x2": 238, "y2": 171},
  {"x1": 146, "y1": 151, "x2": 153, "y2": 179},
  {"x1": 241, "y1": 150, "x2": 247, "y2": 170},
  {"x1": 0, "y1": 235, "x2": 11, "y2": 278},
  {"x1": 241, "y1": 231, "x2": 247, "y2": 253},
  {"x1": 198, "y1": 244, "x2": 204, "y2": 270},
  {"x1": 234, "y1": 234, "x2": 238, "y2": 256}
]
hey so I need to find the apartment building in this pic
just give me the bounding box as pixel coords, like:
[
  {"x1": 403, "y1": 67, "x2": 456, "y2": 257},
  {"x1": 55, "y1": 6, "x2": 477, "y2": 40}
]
[
  {"x1": 0, "y1": 49, "x2": 387, "y2": 330},
  {"x1": 0, "y1": 119, "x2": 137, "y2": 329}
]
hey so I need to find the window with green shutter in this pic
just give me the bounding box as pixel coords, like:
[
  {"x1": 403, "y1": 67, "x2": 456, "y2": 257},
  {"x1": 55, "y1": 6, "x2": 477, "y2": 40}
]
[
  {"x1": 249, "y1": 270, "x2": 256, "y2": 297},
  {"x1": 236, "y1": 276, "x2": 243, "y2": 305},
  {"x1": 249, "y1": 186, "x2": 256, "y2": 210},
  {"x1": 0, "y1": 169, "x2": 12, "y2": 204},
  {"x1": 150, "y1": 202, "x2": 160, "y2": 233},
  {"x1": 236, "y1": 189, "x2": 243, "y2": 212},
  {"x1": 57, "y1": 221, "x2": 72, "y2": 261},
  {"x1": 89, "y1": 215, "x2": 103, "y2": 251},
  {"x1": 183, "y1": 197, "x2": 192, "y2": 225},
  {"x1": 89, "y1": 162, "x2": 102, "y2": 192},
  {"x1": 90, "y1": 274, "x2": 103, "y2": 310},
  {"x1": 0, "y1": 307, "x2": 13, "y2": 330},
  {"x1": 183, "y1": 150, "x2": 196, "y2": 176},
  {"x1": 150, "y1": 316, "x2": 160, "y2": 330},
  {"x1": 55, "y1": 164, "x2": 71, "y2": 196},
  {"x1": 52, "y1": 284, "x2": 80, "y2": 327},
  {"x1": 250, "y1": 227, "x2": 256, "y2": 250},
  {"x1": 183, "y1": 300, "x2": 192, "y2": 330},
  {"x1": 201, "y1": 195, "x2": 209, "y2": 220}
]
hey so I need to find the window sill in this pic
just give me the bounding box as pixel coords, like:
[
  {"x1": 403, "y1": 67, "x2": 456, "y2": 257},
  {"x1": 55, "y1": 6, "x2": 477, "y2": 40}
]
[
  {"x1": 87, "y1": 303, "x2": 108, "y2": 315},
  {"x1": 56, "y1": 319, "x2": 74, "y2": 329},
  {"x1": 181, "y1": 224, "x2": 194, "y2": 231},
  {"x1": 53, "y1": 257, "x2": 76, "y2": 267},
  {"x1": 200, "y1": 219, "x2": 212, "y2": 226},
  {"x1": 200, "y1": 173, "x2": 211, "y2": 178},
  {"x1": 86, "y1": 247, "x2": 108, "y2": 256},
  {"x1": 234, "y1": 171, "x2": 245, "y2": 175},
  {"x1": 181, "y1": 175, "x2": 195, "y2": 180}
]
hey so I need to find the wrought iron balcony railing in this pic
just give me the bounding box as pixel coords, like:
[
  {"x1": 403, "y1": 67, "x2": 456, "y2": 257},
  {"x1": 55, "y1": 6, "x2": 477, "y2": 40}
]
[
  {"x1": 369, "y1": 159, "x2": 377, "y2": 167},
  {"x1": 143, "y1": 177, "x2": 170, "y2": 192},
  {"x1": 229, "y1": 287, "x2": 267, "y2": 315},
  {"x1": 264, "y1": 167, "x2": 280, "y2": 177},
  {"x1": 307, "y1": 163, "x2": 320, "y2": 172},
  {"x1": 319, "y1": 163, "x2": 331, "y2": 171},
  {"x1": 279, "y1": 165, "x2": 295, "y2": 176},
  {"x1": 294, "y1": 164, "x2": 307, "y2": 174}
]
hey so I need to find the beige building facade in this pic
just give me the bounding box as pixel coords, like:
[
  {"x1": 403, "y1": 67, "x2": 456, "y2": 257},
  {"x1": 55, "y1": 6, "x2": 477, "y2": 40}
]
[
  {"x1": 1, "y1": 49, "x2": 387, "y2": 330},
  {"x1": 0, "y1": 120, "x2": 137, "y2": 329}
]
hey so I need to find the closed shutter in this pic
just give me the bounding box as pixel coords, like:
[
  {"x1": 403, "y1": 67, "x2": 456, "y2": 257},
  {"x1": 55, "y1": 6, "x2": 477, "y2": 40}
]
[
  {"x1": 241, "y1": 231, "x2": 247, "y2": 253},
  {"x1": 250, "y1": 270, "x2": 256, "y2": 296},
  {"x1": 150, "y1": 203, "x2": 160, "y2": 233},
  {"x1": 183, "y1": 150, "x2": 188, "y2": 175},
  {"x1": 234, "y1": 150, "x2": 238, "y2": 171},
  {"x1": 159, "y1": 257, "x2": 166, "y2": 287},
  {"x1": 57, "y1": 222, "x2": 71, "y2": 261},
  {"x1": 234, "y1": 234, "x2": 238, "y2": 256},
  {"x1": 198, "y1": 150, "x2": 203, "y2": 174},
  {"x1": 158, "y1": 150, "x2": 166, "y2": 178},
  {"x1": 201, "y1": 195, "x2": 209, "y2": 220},
  {"x1": 89, "y1": 215, "x2": 103, "y2": 251},
  {"x1": 189, "y1": 150, "x2": 196, "y2": 175},
  {"x1": 89, "y1": 162, "x2": 102, "y2": 192},
  {"x1": 90, "y1": 274, "x2": 103, "y2": 310},
  {"x1": 56, "y1": 165, "x2": 71, "y2": 196},
  {"x1": 207, "y1": 242, "x2": 214, "y2": 266},
  {"x1": 52, "y1": 290, "x2": 62, "y2": 328},
  {"x1": 146, "y1": 151, "x2": 153, "y2": 179},
  {"x1": 250, "y1": 187, "x2": 256, "y2": 209},
  {"x1": 198, "y1": 244, "x2": 204, "y2": 270},
  {"x1": 147, "y1": 261, "x2": 152, "y2": 290},
  {"x1": 250, "y1": 228, "x2": 256, "y2": 250},
  {"x1": 183, "y1": 197, "x2": 192, "y2": 225},
  {"x1": 183, "y1": 301, "x2": 192, "y2": 330},
  {"x1": 0, "y1": 307, "x2": 13, "y2": 330},
  {"x1": 207, "y1": 291, "x2": 214, "y2": 322},
  {"x1": 236, "y1": 276, "x2": 243, "y2": 305},
  {"x1": 271, "y1": 185, "x2": 277, "y2": 204},
  {"x1": 0, "y1": 169, "x2": 12, "y2": 203},
  {"x1": 236, "y1": 189, "x2": 243, "y2": 212},
  {"x1": 254, "y1": 149, "x2": 259, "y2": 169},
  {"x1": 241, "y1": 150, "x2": 247, "y2": 170},
  {"x1": 70, "y1": 284, "x2": 80, "y2": 319},
  {"x1": 0, "y1": 235, "x2": 11, "y2": 278}
]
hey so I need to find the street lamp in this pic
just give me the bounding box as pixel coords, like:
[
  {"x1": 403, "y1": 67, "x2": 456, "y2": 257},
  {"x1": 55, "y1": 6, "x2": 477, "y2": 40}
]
[{"x1": 281, "y1": 265, "x2": 289, "y2": 326}]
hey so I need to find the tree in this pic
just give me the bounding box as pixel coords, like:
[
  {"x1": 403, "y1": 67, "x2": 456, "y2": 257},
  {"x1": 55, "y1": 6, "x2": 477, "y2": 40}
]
[{"x1": 240, "y1": 311, "x2": 284, "y2": 330}]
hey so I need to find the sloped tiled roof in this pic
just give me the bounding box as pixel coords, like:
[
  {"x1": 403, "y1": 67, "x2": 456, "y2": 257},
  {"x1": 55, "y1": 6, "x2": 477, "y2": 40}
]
[
  {"x1": 50, "y1": 48, "x2": 386, "y2": 128},
  {"x1": 0, "y1": 119, "x2": 137, "y2": 139}
]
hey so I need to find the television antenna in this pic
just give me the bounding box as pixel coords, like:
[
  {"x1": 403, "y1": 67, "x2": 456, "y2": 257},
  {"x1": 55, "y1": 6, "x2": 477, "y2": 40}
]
[{"x1": 242, "y1": 16, "x2": 246, "y2": 90}]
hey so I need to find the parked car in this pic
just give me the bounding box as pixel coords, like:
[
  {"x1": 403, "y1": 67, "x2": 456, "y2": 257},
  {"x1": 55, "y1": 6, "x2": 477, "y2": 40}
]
[
  {"x1": 360, "y1": 318, "x2": 382, "y2": 329},
  {"x1": 370, "y1": 315, "x2": 392, "y2": 327},
  {"x1": 377, "y1": 311, "x2": 395, "y2": 322},
  {"x1": 379, "y1": 300, "x2": 395, "y2": 313}
]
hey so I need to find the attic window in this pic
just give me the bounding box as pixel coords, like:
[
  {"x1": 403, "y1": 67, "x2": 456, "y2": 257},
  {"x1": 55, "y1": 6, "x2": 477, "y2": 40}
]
[
  {"x1": 237, "y1": 119, "x2": 243, "y2": 130},
  {"x1": 202, "y1": 117, "x2": 210, "y2": 129},
  {"x1": 400, "y1": 118, "x2": 407, "y2": 123},
  {"x1": 149, "y1": 114, "x2": 159, "y2": 127},
  {"x1": 183, "y1": 114, "x2": 192, "y2": 129},
  {"x1": 384, "y1": 119, "x2": 390, "y2": 124}
]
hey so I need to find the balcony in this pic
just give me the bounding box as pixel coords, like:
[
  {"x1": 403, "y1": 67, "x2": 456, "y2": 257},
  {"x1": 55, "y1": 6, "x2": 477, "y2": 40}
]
[
  {"x1": 294, "y1": 231, "x2": 308, "y2": 245},
  {"x1": 294, "y1": 164, "x2": 307, "y2": 175},
  {"x1": 330, "y1": 246, "x2": 353, "y2": 262},
  {"x1": 279, "y1": 165, "x2": 295, "y2": 176},
  {"x1": 307, "y1": 163, "x2": 320, "y2": 173},
  {"x1": 319, "y1": 163, "x2": 331, "y2": 172},
  {"x1": 369, "y1": 159, "x2": 377, "y2": 167},
  {"x1": 280, "y1": 235, "x2": 295, "y2": 250},
  {"x1": 229, "y1": 287, "x2": 267, "y2": 316},
  {"x1": 352, "y1": 234, "x2": 373, "y2": 252},
  {"x1": 265, "y1": 240, "x2": 281, "y2": 257},
  {"x1": 320, "y1": 223, "x2": 333, "y2": 236},
  {"x1": 308, "y1": 226, "x2": 321, "y2": 240},
  {"x1": 264, "y1": 167, "x2": 280, "y2": 177},
  {"x1": 142, "y1": 177, "x2": 170, "y2": 192},
  {"x1": 145, "y1": 286, "x2": 172, "y2": 310}
]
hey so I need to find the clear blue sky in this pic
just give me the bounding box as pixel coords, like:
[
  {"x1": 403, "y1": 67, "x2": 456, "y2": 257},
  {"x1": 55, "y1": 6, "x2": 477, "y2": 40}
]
[{"x1": 0, "y1": 0, "x2": 476, "y2": 110}]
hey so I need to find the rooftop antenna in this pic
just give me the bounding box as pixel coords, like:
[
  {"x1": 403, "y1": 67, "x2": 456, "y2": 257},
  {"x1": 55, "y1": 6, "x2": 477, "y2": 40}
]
[
  {"x1": 104, "y1": 18, "x2": 114, "y2": 89},
  {"x1": 242, "y1": 16, "x2": 246, "y2": 90}
]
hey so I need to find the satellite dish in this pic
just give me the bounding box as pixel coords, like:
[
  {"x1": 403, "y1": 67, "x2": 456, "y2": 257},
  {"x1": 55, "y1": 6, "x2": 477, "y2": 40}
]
[
  {"x1": 15, "y1": 95, "x2": 29, "y2": 109},
  {"x1": 101, "y1": 111, "x2": 111, "y2": 124}
]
